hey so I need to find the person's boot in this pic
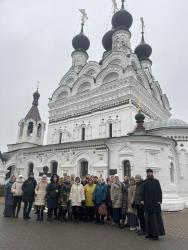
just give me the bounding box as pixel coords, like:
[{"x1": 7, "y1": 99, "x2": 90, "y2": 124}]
[
  {"x1": 153, "y1": 235, "x2": 159, "y2": 241},
  {"x1": 16, "y1": 208, "x2": 20, "y2": 218},
  {"x1": 100, "y1": 216, "x2": 104, "y2": 225},
  {"x1": 54, "y1": 210, "x2": 58, "y2": 220},
  {"x1": 40, "y1": 210, "x2": 44, "y2": 221},
  {"x1": 36, "y1": 210, "x2": 40, "y2": 221},
  {"x1": 63, "y1": 211, "x2": 67, "y2": 222},
  {"x1": 137, "y1": 229, "x2": 145, "y2": 235},
  {"x1": 47, "y1": 216, "x2": 52, "y2": 221},
  {"x1": 26, "y1": 212, "x2": 31, "y2": 219},
  {"x1": 23, "y1": 209, "x2": 27, "y2": 219},
  {"x1": 145, "y1": 234, "x2": 153, "y2": 239},
  {"x1": 119, "y1": 219, "x2": 124, "y2": 229},
  {"x1": 47, "y1": 212, "x2": 52, "y2": 221},
  {"x1": 13, "y1": 208, "x2": 16, "y2": 218}
]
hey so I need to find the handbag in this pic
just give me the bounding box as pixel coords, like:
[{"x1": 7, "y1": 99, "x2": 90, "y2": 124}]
[{"x1": 98, "y1": 203, "x2": 107, "y2": 216}]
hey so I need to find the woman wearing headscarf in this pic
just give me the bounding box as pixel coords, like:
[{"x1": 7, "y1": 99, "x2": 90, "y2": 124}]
[
  {"x1": 46, "y1": 174, "x2": 60, "y2": 221},
  {"x1": 69, "y1": 177, "x2": 85, "y2": 222},
  {"x1": 4, "y1": 175, "x2": 16, "y2": 217},
  {"x1": 84, "y1": 178, "x2": 96, "y2": 221},
  {"x1": 34, "y1": 175, "x2": 48, "y2": 221},
  {"x1": 58, "y1": 176, "x2": 71, "y2": 222},
  {"x1": 111, "y1": 174, "x2": 123, "y2": 226},
  {"x1": 94, "y1": 178, "x2": 107, "y2": 224},
  {"x1": 11, "y1": 175, "x2": 24, "y2": 218},
  {"x1": 127, "y1": 177, "x2": 138, "y2": 230}
]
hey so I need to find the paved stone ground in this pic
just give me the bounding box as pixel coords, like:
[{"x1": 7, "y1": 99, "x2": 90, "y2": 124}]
[{"x1": 0, "y1": 205, "x2": 188, "y2": 250}]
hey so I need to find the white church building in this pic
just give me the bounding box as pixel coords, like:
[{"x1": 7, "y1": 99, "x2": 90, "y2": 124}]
[{"x1": 1, "y1": 1, "x2": 188, "y2": 211}]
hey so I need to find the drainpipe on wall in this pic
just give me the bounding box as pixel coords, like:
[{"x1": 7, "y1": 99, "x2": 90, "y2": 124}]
[{"x1": 104, "y1": 139, "x2": 110, "y2": 177}]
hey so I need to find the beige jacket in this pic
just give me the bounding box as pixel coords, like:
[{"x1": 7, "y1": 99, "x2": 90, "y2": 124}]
[
  {"x1": 34, "y1": 181, "x2": 48, "y2": 206},
  {"x1": 127, "y1": 184, "x2": 137, "y2": 215},
  {"x1": 11, "y1": 180, "x2": 24, "y2": 196},
  {"x1": 111, "y1": 181, "x2": 123, "y2": 208}
]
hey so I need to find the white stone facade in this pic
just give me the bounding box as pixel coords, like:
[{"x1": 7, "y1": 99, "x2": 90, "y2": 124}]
[{"x1": 1, "y1": 8, "x2": 188, "y2": 212}]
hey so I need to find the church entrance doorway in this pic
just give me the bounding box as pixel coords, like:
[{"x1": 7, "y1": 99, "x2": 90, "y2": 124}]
[
  {"x1": 80, "y1": 161, "x2": 88, "y2": 177},
  {"x1": 123, "y1": 160, "x2": 131, "y2": 177}
]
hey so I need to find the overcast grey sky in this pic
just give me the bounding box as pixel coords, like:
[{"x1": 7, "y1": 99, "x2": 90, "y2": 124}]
[{"x1": 0, "y1": 0, "x2": 188, "y2": 152}]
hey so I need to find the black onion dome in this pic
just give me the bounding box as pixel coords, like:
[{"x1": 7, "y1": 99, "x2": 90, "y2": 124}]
[
  {"x1": 112, "y1": 9, "x2": 133, "y2": 30},
  {"x1": 32, "y1": 90, "x2": 40, "y2": 106},
  {"x1": 102, "y1": 29, "x2": 114, "y2": 51},
  {"x1": 135, "y1": 34, "x2": 152, "y2": 60},
  {"x1": 135, "y1": 110, "x2": 145, "y2": 123},
  {"x1": 72, "y1": 31, "x2": 90, "y2": 51}
]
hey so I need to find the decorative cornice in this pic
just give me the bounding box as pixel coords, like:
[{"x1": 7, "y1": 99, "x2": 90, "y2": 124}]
[
  {"x1": 7, "y1": 134, "x2": 176, "y2": 156},
  {"x1": 49, "y1": 99, "x2": 130, "y2": 123},
  {"x1": 48, "y1": 77, "x2": 170, "y2": 124}
]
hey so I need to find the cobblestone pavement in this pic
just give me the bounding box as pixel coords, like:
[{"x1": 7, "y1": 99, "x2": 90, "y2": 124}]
[{"x1": 0, "y1": 205, "x2": 188, "y2": 250}]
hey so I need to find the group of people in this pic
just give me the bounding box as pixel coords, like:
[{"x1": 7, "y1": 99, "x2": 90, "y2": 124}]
[{"x1": 3, "y1": 169, "x2": 165, "y2": 240}]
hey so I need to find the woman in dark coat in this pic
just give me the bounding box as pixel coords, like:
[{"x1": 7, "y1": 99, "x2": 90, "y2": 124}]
[
  {"x1": 4, "y1": 176, "x2": 16, "y2": 217},
  {"x1": 22, "y1": 173, "x2": 37, "y2": 219},
  {"x1": 134, "y1": 175, "x2": 145, "y2": 235},
  {"x1": 46, "y1": 174, "x2": 60, "y2": 221},
  {"x1": 58, "y1": 176, "x2": 71, "y2": 222},
  {"x1": 120, "y1": 176, "x2": 129, "y2": 228},
  {"x1": 141, "y1": 169, "x2": 165, "y2": 240}
]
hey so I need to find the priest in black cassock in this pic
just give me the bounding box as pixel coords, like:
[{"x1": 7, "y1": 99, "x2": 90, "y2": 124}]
[{"x1": 141, "y1": 169, "x2": 165, "y2": 240}]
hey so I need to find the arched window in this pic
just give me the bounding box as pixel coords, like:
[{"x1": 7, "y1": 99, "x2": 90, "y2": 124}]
[
  {"x1": 27, "y1": 122, "x2": 34, "y2": 136},
  {"x1": 51, "y1": 161, "x2": 58, "y2": 175},
  {"x1": 19, "y1": 122, "x2": 24, "y2": 137},
  {"x1": 109, "y1": 123, "x2": 113, "y2": 138},
  {"x1": 28, "y1": 163, "x2": 34, "y2": 177},
  {"x1": 80, "y1": 161, "x2": 88, "y2": 177},
  {"x1": 123, "y1": 160, "x2": 131, "y2": 177},
  {"x1": 170, "y1": 162, "x2": 175, "y2": 183},
  {"x1": 81, "y1": 127, "x2": 85, "y2": 141},
  {"x1": 59, "y1": 132, "x2": 62, "y2": 144},
  {"x1": 37, "y1": 124, "x2": 42, "y2": 137}
]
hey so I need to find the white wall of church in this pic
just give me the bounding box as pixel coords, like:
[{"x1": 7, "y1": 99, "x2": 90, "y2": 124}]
[
  {"x1": 47, "y1": 105, "x2": 140, "y2": 145},
  {"x1": 3, "y1": 131, "x2": 187, "y2": 211}
]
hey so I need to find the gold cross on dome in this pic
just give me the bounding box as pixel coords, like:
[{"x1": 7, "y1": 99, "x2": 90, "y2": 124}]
[
  {"x1": 121, "y1": 0, "x2": 126, "y2": 9},
  {"x1": 138, "y1": 97, "x2": 142, "y2": 111},
  {"x1": 37, "y1": 80, "x2": 40, "y2": 91},
  {"x1": 140, "y1": 17, "x2": 145, "y2": 33},
  {"x1": 79, "y1": 9, "x2": 88, "y2": 25},
  {"x1": 112, "y1": 0, "x2": 118, "y2": 13}
]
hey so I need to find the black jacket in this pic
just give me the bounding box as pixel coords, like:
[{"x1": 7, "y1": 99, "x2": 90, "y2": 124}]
[
  {"x1": 22, "y1": 178, "x2": 37, "y2": 202},
  {"x1": 46, "y1": 182, "x2": 60, "y2": 209},
  {"x1": 141, "y1": 178, "x2": 162, "y2": 213},
  {"x1": 134, "y1": 180, "x2": 144, "y2": 206}
]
